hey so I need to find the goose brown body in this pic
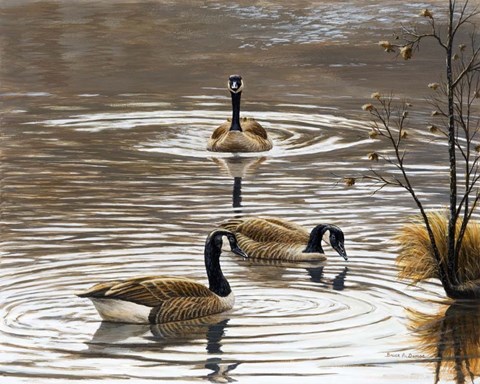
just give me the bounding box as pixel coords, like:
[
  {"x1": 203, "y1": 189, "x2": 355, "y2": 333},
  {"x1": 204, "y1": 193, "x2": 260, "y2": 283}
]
[
  {"x1": 207, "y1": 119, "x2": 272, "y2": 152},
  {"x1": 77, "y1": 230, "x2": 247, "y2": 324},
  {"x1": 207, "y1": 74, "x2": 273, "y2": 153},
  {"x1": 78, "y1": 276, "x2": 234, "y2": 324},
  {"x1": 221, "y1": 217, "x2": 347, "y2": 262}
]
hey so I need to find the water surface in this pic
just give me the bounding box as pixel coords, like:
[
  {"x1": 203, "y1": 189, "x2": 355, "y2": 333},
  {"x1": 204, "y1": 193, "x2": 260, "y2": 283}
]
[{"x1": 1, "y1": 1, "x2": 478, "y2": 383}]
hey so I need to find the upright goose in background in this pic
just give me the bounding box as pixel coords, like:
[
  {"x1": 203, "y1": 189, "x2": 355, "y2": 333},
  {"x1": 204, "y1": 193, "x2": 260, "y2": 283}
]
[
  {"x1": 76, "y1": 230, "x2": 248, "y2": 324},
  {"x1": 207, "y1": 75, "x2": 273, "y2": 152},
  {"x1": 221, "y1": 217, "x2": 347, "y2": 262}
]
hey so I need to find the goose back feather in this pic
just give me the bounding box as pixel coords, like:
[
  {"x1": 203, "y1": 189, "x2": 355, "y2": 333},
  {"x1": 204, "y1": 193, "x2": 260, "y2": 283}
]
[
  {"x1": 208, "y1": 119, "x2": 272, "y2": 152},
  {"x1": 222, "y1": 217, "x2": 309, "y2": 244}
]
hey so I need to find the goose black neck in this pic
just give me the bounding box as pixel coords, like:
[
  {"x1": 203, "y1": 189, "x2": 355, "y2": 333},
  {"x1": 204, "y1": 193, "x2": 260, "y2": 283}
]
[
  {"x1": 204, "y1": 235, "x2": 231, "y2": 297},
  {"x1": 229, "y1": 91, "x2": 242, "y2": 132},
  {"x1": 304, "y1": 225, "x2": 328, "y2": 253}
]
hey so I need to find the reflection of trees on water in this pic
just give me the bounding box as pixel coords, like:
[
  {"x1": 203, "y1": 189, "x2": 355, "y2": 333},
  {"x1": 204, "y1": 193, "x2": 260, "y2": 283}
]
[
  {"x1": 88, "y1": 316, "x2": 240, "y2": 382},
  {"x1": 409, "y1": 302, "x2": 480, "y2": 384}
]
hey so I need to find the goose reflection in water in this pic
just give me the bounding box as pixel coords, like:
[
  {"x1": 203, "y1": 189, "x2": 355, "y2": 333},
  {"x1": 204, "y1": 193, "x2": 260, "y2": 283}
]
[
  {"x1": 408, "y1": 302, "x2": 480, "y2": 384},
  {"x1": 87, "y1": 316, "x2": 240, "y2": 382},
  {"x1": 231, "y1": 256, "x2": 349, "y2": 293},
  {"x1": 211, "y1": 156, "x2": 267, "y2": 213},
  {"x1": 306, "y1": 266, "x2": 348, "y2": 291}
]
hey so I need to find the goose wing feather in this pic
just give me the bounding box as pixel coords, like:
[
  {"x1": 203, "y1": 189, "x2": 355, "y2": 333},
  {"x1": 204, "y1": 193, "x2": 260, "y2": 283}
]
[
  {"x1": 209, "y1": 122, "x2": 230, "y2": 140},
  {"x1": 235, "y1": 233, "x2": 325, "y2": 261},
  {"x1": 242, "y1": 118, "x2": 269, "y2": 139},
  {"x1": 222, "y1": 217, "x2": 309, "y2": 244},
  {"x1": 80, "y1": 277, "x2": 214, "y2": 307},
  {"x1": 150, "y1": 296, "x2": 227, "y2": 323}
]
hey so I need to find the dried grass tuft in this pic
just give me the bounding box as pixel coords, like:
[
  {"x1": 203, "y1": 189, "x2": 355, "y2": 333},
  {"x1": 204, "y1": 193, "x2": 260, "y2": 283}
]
[{"x1": 395, "y1": 211, "x2": 480, "y2": 284}]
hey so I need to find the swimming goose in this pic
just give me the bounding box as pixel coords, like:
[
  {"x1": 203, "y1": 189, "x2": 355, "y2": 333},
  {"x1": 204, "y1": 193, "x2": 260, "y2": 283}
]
[
  {"x1": 76, "y1": 230, "x2": 247, "y2": 324},
  {"x1": 220, "y1": 217, "x2": 347, "y2": 261},
  {"x1": 207, "y1": 75, "x2": 273, "y2": 152}
]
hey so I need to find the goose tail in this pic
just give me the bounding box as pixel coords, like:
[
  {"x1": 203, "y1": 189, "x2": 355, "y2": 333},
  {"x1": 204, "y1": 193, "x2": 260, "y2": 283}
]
[
  {"x1": 75, "y1": 281, "x2": 119, "y2": 298},
  {"x1": 219, "y1": 218, "x2": 246, "y2": 232}
]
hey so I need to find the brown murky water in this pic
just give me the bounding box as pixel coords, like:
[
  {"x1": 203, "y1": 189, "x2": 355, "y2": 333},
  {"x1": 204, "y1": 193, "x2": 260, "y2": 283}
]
[{"x1": 1, "y1": 1, "x2": 480, "y2": 383}]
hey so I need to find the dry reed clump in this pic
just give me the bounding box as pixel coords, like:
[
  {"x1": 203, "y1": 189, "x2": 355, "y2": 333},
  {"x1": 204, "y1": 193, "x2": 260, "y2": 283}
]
[{"x1": 395, "y1": 211, "x2": 480, "y2": 284}]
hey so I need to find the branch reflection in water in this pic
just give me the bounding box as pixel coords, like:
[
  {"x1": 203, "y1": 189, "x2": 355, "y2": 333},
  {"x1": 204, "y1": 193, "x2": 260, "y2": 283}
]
[
  {"x1": 232, "y1": 255, "x2": 349, "y2": 293},
  {"x1": 87, "y1": 316, "x2": 240, "y2": 383},
  {"x1": 409, "y1": 302, "x2": 480, "y2": 384}
]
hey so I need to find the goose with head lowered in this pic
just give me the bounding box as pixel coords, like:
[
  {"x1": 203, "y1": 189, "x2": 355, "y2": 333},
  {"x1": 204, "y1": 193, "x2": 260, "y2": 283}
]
[
  {"x1": 220, "y1": 217, "x2": 347, "y2": 262},
  {"x1": 76, "y1": 230, "x2": 247, "y2": 324},
  {"x1": 207, "y1": 75, "x2": 273, "y2": 152}
]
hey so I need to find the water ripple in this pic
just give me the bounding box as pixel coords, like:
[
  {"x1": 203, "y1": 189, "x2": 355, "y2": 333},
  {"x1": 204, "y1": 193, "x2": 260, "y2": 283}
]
[{"x1": 28, "y1": 108, "x2": 371, "y2": 158}]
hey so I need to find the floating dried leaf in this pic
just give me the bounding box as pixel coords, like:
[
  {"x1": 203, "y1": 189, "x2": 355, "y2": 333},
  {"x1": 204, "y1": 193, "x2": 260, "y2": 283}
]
[
  {"x1": 428, "y1": 83, "x2": 440, "y2": 90},
  {"x1": 401, "y1": 130, "x2": 408, "y2": 139},
  {"x1": 428, "y1": 125, "x2": 438, "y2": 133},
  {"x1": 344, "y1": 177, "x2": 356, "y2": 187},
  {"x1": 459, "y1": 44, "x2": 466, "y2": 51},
  {"x1": 368, "y1": 152, "x2": 379, "y2": 161},
  {"x1": 369, "y1": 129, "x2": 378, "y2": 139},
  {"x1": 453, "y1": 53, "x2": 460, "y2": 60},
  {"x1": 432, "y1": 110, "x2": 440, "y2": 116},
  {"x1": 476, "y1": 144, "x2": 480, "y2": 153}
]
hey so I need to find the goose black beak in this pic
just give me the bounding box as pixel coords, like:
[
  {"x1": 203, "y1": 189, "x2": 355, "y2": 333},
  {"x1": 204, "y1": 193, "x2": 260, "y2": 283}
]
[
  {"x1": 334, "y1": 243, "x2": 348, "y2": 261},
  {"x1": 231, "y1": 246, "x2": 248, "y2": 259}
]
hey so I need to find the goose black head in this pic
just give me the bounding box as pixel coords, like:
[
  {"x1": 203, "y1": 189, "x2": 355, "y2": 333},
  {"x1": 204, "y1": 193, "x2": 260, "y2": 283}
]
[
  {"x1": 228, "y1": 75, "x2": 243, "y2": 94},
  {"x1": 210, "y1": 229, "x2": 248, "y2": 259},
  {"x1": 327, "y1": 225, "x2": 348, "y2": 261}
]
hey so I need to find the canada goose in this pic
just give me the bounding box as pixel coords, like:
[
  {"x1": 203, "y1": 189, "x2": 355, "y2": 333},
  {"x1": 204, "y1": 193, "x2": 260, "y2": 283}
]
[
  {"x1": 396, "y1": 211, "x2": 480, "y2": 291},
  {"x1": 220, "y1": 217, "x2": 347, "y2": 261},
  {"x1": 76, "y1": 230, "x2": 247, "y2": 324},
  {"x1": 207, "y1": 75, "x2": 273, "y2": 152}
]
